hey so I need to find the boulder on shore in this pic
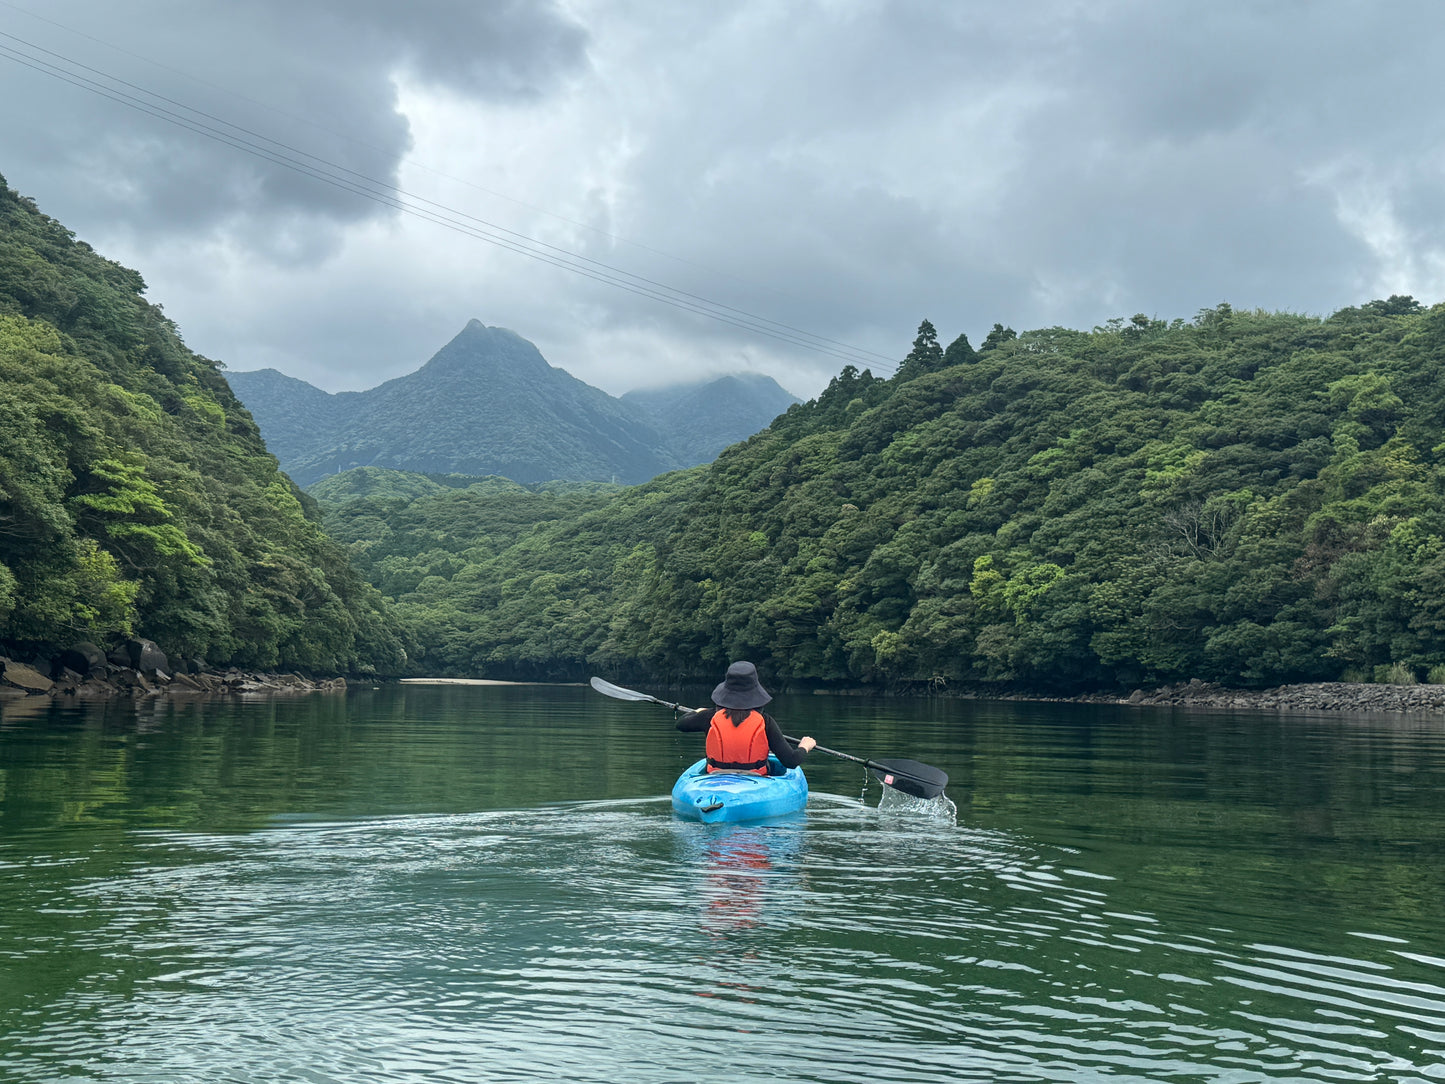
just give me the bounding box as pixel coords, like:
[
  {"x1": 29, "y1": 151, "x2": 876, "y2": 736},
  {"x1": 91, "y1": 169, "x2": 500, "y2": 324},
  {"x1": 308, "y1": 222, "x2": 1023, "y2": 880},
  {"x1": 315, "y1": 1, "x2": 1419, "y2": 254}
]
[
  {"x1": 2, "y1": 643, "x2": 348, "y2": 702},
  {"x1": 0, "y1": 659, "x2": 53, "y2": 693},
  {"x1": 120, "y1": 638, "x2": 169, "y2": 674},
  {"x1": 58, "y1": 642, "x2": 107, "y2": 677}
]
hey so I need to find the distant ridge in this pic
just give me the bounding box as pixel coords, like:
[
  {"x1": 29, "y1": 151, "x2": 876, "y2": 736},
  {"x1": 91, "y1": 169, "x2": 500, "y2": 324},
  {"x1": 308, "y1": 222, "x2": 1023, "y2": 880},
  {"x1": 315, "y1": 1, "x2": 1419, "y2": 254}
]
[
  {"x1": 623, "y1": 373, "x2": 800, "y2": 461},
  {"x1": 223, "y1": 368, "x2": 343, "y2": 467},
  {"x1": 229, "y1": 322, "x2": 797, "y2": 486}
]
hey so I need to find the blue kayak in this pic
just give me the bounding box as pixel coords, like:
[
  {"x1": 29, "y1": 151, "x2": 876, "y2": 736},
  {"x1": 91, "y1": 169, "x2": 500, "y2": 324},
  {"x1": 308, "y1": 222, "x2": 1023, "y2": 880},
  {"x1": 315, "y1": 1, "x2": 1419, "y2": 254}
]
[{"x1": 671, "y1": 757, "x2": 808, "y2": 823}]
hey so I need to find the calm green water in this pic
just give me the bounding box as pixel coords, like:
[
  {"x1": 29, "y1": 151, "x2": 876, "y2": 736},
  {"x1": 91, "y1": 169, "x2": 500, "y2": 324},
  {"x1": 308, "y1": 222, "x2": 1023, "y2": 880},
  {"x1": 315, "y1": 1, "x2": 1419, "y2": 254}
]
[{"x1": 3, "y1": 684, "x2": 1445, "y2": 1083}]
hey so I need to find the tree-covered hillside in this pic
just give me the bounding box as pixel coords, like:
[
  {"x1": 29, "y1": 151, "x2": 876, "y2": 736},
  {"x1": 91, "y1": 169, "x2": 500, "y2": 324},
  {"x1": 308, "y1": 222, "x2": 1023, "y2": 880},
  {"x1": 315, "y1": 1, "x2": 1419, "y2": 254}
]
[
  {"x1": 318, "y1": 468, "x2": 704, "y2": 678},
  {"x1": 0, "y1": 176, "x2": 405, "y2": 673},
  {"x1": 319, "y1": 302, "x2": 1445, "y2": 690}
]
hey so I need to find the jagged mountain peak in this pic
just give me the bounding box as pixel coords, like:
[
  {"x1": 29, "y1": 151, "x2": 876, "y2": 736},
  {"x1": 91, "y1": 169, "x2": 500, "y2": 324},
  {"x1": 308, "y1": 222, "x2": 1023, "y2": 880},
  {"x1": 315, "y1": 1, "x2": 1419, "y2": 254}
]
[
  {"x1": 411, "y1": 320, "x2": 552, "y2": 382},
  {"x1": 228, "y1": 324, "x2": 796, "y2": 487}
]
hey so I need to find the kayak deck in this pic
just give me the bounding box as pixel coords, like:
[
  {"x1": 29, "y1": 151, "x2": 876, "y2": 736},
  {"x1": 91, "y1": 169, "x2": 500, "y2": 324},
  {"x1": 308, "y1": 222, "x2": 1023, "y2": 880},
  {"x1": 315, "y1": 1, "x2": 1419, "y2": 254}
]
[{"x1": 671, "y1": 757, "x2": 808, "y2": 823}]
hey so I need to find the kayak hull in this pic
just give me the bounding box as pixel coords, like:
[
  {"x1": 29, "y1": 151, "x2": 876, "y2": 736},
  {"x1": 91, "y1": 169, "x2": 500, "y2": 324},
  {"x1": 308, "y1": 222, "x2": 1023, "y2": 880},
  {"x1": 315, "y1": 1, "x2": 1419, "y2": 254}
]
[{"x1": 671, "y1": 757, "x2": 808, "y2": 823}]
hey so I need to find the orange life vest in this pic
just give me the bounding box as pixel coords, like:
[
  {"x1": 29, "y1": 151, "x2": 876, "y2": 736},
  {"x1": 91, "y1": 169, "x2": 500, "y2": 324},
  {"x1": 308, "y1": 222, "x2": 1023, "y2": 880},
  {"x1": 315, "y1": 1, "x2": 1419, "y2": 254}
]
[{"x1": 705, "y1": 709, "x2": 770, "y2": 774}]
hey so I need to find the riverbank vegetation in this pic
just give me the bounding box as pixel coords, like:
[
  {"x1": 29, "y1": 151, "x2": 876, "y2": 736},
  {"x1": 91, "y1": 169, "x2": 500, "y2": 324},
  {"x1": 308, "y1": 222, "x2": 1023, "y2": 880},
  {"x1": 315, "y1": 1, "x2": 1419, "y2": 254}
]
[
  {"x1": 0, "y1": 175, "x2": 405, "y2": 673},
  {"x1": 319, "y1": 300, "x2": 1445, "y2": 692}
]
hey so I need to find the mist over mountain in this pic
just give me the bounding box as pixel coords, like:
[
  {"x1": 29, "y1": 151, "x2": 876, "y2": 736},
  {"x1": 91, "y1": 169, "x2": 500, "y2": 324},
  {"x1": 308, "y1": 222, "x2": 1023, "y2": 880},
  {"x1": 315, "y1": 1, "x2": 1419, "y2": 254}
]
[
  {"x1": 228, "y1": 322, "x2": 797, "y2": 486},
  {"x1": 623, "y1": 373, "x2": 800, "y2": 461}
]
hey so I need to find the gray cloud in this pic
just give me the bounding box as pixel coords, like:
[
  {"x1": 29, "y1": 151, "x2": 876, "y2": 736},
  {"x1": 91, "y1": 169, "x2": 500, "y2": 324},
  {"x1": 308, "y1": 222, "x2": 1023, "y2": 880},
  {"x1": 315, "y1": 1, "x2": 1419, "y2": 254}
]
[
  {"x1": 2, "y1": 0, "x2": 1443, "y2": 400},
  {"x1": 253, "y1": 0, "x2": 591, "y2": 99},
  {"x1": 0, "y1": 0, "x2": 587, "y2": 248}
]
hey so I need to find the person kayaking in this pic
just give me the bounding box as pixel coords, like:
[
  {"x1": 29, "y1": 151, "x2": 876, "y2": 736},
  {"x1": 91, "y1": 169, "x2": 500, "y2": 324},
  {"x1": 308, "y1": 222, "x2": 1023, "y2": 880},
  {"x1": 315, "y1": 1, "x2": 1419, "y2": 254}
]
[{"x1": 676, "y1": 661, "x2": 816, "y2": 775}]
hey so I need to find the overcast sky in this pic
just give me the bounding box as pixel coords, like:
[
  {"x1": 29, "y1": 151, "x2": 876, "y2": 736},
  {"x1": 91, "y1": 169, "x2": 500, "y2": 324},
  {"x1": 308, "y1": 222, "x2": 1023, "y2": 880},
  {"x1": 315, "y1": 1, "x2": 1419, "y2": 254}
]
[{"x1": 2, "y1": 1, "x2": 1443, "y2": 399}]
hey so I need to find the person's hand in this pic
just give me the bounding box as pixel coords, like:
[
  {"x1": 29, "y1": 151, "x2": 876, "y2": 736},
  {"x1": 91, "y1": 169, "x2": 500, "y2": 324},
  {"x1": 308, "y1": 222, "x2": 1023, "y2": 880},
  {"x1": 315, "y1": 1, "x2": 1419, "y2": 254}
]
[{"x1": 797, "y1": 735, "x2": 817, "y2": 752}]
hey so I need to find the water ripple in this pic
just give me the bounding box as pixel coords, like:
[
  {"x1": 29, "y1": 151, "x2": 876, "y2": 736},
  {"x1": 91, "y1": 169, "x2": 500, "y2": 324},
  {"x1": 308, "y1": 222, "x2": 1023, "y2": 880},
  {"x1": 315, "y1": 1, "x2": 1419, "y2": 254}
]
[{"x1": 2, "y1": 805, "x2": 1445, "y2": 1082}]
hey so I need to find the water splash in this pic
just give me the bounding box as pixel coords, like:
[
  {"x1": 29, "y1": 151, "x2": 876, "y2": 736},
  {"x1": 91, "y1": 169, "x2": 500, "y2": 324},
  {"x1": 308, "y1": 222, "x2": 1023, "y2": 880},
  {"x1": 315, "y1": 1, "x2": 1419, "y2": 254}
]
[
  {"x1": 854, "y1": 763, "x2": 958, "y2": 823},
  {"x1": 877, "y1": 782, "x2": 959, "y2": 823}
]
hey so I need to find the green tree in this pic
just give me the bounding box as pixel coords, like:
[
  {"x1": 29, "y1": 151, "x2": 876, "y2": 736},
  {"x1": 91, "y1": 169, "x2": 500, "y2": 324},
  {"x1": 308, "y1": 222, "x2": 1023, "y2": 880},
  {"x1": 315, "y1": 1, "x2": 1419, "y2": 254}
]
[
  {"x1": 896, "y1": 319, "x2": 944, "y2": 381},
  {"x1": 943, "y1": 332, "x2": 977, "y2": 366},
  {"x1": 979, "y1": 323, "x2": 1017, "y2": 353}
]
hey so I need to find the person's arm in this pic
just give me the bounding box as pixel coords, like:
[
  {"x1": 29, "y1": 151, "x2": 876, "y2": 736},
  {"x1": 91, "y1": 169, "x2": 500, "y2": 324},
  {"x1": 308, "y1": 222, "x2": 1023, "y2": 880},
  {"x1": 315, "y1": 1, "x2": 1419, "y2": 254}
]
[
  {"x1": 676, "y1": 708, "x2": 714, "y2": 733},
  {"x1": 763, "y1": 713, "x2": 816, "y2": 767}
]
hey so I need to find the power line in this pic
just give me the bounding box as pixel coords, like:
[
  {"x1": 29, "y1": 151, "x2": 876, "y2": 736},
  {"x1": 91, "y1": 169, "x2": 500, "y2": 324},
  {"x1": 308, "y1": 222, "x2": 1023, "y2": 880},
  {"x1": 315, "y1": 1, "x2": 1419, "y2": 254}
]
[
  {"x1": 0, "y1": 27, "x2": 900, "y2": 373},
  {"x1": 0, "y1": 0, "x2": 772, "y2": 291}
]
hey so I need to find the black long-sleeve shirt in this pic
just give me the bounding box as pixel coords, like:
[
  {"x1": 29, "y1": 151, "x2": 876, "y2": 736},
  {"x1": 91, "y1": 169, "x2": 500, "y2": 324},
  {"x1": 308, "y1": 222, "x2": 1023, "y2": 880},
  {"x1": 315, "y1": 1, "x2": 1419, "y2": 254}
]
[{"x1": 676, "y1": 707, "x2": 810, "y2": 768}]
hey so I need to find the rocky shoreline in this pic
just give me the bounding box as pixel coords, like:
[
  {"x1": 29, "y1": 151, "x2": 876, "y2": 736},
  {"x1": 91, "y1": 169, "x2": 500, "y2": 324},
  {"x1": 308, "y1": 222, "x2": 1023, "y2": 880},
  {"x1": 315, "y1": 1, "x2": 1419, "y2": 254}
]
[
  {"x1": 1042, "y1": 679, "x2": 1445, "y2": 716},
  {"x1": 8, "y1": 642, "x2": 1445, "y2": 716},
  {"x1": 0, "y1": 637, "x2": 346, "y2": 702}
]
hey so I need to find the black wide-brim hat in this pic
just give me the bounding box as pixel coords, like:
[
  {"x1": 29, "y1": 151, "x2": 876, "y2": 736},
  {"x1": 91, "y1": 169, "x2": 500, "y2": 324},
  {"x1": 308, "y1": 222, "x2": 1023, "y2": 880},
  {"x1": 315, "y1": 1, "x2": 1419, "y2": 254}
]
[{"x1": 712, "y1": 661, "x2": 772, "y2": 709}]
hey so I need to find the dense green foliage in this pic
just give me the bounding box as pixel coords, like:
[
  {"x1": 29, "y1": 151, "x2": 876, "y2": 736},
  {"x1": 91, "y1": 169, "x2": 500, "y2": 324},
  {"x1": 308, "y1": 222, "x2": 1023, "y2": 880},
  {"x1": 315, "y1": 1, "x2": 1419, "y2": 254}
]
[
  {"x1": 319, "y1": 469, "x2": 704, "y2": 678},
  {"x1": 305, "y1": 468, "x2": 625, "y2": 506},
  {"x1": 321, "y1": 298, "x2": 1445, "y2": 690},
  {"x1": 0, "y1": 176, "x2": 405, "y2": 672},
  {"x1": 308, "y1": 468, "x2": 521, "y2": 505}
]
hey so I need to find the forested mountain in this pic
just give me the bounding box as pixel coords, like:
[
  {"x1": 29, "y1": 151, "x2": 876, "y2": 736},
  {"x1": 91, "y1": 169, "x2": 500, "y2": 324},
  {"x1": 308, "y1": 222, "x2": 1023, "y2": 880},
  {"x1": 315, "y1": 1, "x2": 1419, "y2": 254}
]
[
  {"x1": 229, "y1": 321, "x2": 677, "y2": 486},
  {"x1": 304, "y1": 467, "x2": 621, "y2": 506},
  {"x1": 11, "y1": 165, "x2": 1443, "y2": 694},
  {"x1": 0, "y1": 175, "x2": 405, "y2": 673},
  {"x1": 622, "y1": 373, "x2": 799, "y2": 461},
  {"x1": 318, "y1": 304, "x2": 1445, "y2": 691},
  {"x1": 229, "y1": 325, "x2": 795, "y2": 487}
]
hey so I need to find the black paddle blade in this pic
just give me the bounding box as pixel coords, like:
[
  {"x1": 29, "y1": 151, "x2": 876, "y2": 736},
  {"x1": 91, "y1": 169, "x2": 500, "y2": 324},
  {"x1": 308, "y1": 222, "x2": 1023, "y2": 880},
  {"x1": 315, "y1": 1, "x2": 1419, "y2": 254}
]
[{"x1": 869, "y1": 758, "x2": 948, "y2": 799}]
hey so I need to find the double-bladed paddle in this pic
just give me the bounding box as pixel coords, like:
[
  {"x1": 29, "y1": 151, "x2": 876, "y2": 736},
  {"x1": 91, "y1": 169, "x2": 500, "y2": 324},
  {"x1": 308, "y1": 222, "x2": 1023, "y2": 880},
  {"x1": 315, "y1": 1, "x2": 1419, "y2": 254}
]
[{"x1": 588, "y1": 676, "x2": 949, "y2": 800}]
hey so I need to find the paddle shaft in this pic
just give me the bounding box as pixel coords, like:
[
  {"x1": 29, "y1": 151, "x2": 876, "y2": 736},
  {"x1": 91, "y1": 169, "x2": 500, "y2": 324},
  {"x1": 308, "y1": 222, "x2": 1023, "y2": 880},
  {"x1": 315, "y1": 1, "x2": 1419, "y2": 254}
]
[
  {"x1": 782, "y1": 735, "x2": 872, "y2": 768},
  {"x1": 780, "y1": 734, "x2": 937, "y2": 787}
]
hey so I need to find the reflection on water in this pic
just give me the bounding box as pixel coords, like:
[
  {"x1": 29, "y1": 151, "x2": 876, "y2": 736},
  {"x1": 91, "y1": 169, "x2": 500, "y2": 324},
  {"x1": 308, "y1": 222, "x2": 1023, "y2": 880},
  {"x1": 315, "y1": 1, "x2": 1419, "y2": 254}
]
[
  {"x1": 3, "y1": 687, "x2": 1445, "y2": 1081},
  {"x1": 693, "y1": 825, "x2": 799, "y2": 937}
]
